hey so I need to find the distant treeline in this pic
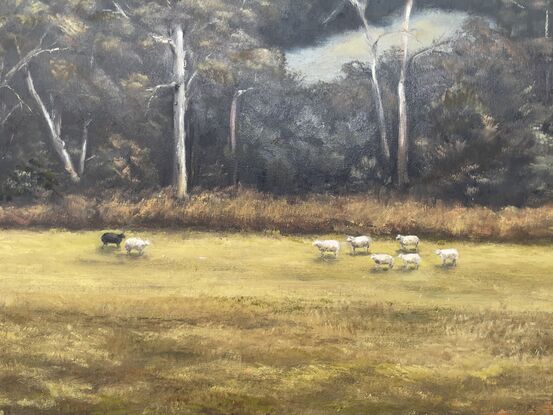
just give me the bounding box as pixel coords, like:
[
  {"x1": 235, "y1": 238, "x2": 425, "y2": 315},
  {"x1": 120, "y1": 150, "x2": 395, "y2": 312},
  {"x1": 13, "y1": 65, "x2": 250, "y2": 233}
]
[{"x1": 1, "y1": 0, "x2": 553, "y2": 208}]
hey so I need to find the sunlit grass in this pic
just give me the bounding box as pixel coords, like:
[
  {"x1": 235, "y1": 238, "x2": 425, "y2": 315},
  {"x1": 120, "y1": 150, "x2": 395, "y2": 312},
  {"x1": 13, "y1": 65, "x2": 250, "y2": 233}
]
[{"x1": 1, "y1": 229, "x2": 553, "y2": 414}]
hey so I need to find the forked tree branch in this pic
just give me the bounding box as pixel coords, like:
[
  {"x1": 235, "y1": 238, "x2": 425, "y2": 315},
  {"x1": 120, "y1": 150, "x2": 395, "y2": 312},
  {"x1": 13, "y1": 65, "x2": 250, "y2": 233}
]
[
  {"x1": 0, "y1": 85, "x2": 33, "y2": 113},
  {"x1": 146, "y1": 82, "x2": 176, "y2": 111},
  {"x1": 0, "y1": 103, "x2": 21, "y2": 127},
  {"x1": 2, "y1": 46, "x2": 68, "y2": 87},
  {"x1": 151, "y1": 33, "x2": 176, "y2": 51},
  {"x1": 408, "y1": 39, "x2": 453, "y2": 72}
]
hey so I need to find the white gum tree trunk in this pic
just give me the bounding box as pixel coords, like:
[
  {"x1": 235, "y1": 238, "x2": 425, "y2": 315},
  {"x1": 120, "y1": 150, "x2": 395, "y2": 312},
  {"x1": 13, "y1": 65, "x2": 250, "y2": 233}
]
[
  {"x1": 350, "y1": 0, "x2": 391, "y2": 166},
  {"x1": 397, "y1": 0, "x2": 414, "y2": 187},
  {"x1": 25, "y1": 69, "x2": 80, "y2": 183},
  {"x1": 229, "y1": 88, "x2": 253, "y2": 186},
  {"x1": 546, "y1": 9, "x2": 551, "y2": 104},
  {"x1": 79, "y1": 119, "x2": 91, "y2": 176},
  {"x1": 172, "y1": 23, "x2": 188, "y2": 199},
  {"x1": 229, "y1": 92, "x2": 239, "y2": 186},
  {"x1": 370, "y1": 56, "x2": 390, "y2": 164}
]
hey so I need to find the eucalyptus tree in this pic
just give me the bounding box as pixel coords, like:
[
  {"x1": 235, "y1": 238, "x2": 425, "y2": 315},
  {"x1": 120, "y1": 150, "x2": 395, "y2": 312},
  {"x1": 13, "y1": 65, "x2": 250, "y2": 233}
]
[
  {"x1": 0, "y1": 0, "x2": 91, "y2": 183},
  {"x1": 101, "y1": 0, "x2": 262, "y2": 198},
  {"x1": 227, "y1": 48, "x2": 284, "y2": 186},
  {"x1": 325, "y1": 0, "x2": 391, "y2": 173},
  {"x1": 397, "y1": 0, "x2": 414, "y2": 187}
]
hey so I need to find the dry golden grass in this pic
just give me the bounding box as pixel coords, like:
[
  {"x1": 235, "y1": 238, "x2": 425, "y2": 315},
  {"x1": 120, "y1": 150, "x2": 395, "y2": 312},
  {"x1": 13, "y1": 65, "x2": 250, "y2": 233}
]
[
  {"x1": 2, "y1": 189, "x2": 553, "y2": 240},
  {"x1": 1, "y1": 230, "x2": 553, "y2": 414}
]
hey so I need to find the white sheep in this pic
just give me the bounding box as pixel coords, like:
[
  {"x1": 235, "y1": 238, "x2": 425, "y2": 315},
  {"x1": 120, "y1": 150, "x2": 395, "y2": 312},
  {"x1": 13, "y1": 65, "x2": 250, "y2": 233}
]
[
  {"x1": 313, "y1": 240, "x2": 340, "y2": 257},
  {"x1": 125, "y1": 237, "x2": 151, "y2": 255},
  {"x1": 435, "y1": 249, "x2": 459, "y2": 266},
  {"x1": 396, "y1": 234, "x2": 420, "y2": 251},
  {"x1": 398, "y1": 253, "x2": 422, "y2": 270},
  {"x1": 370, "y1": 254, "x2": 394, "y2": 270},
  {"x1": 346, "y1": 235, "x2": 373, "y2": 255}
]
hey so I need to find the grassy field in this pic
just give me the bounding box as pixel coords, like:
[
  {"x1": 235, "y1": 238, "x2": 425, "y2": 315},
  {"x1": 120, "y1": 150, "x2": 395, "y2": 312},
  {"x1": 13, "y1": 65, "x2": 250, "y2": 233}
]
[{"x1": 1, "y1": 230, "x2": 553, "y2": 414}]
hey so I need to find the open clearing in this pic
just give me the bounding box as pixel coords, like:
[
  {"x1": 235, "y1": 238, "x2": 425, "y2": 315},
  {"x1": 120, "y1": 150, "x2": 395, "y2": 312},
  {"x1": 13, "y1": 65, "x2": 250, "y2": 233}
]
[{"x1": 0, "y1": 230, "x2": 553, "y2": 414}]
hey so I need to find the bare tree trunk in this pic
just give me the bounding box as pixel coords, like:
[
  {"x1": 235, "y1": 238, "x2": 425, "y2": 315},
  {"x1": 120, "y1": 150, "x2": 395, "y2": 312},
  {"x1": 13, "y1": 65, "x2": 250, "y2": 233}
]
[
  {"x1": 546, "y1": 9, "x2": 551, "y2": 104},
  {"x1": 352, "y1": 1, "x2": 391, "y2": 168},
  {"x1": 327, "y1": 2, "x2": 390, "y2": 176},
  {"x1": 370, "y1": 58, "x2": 390, "y2": 165},
  {"x1": 229, "y1": 88, "x2": 253, "y2": 186},
  {"x1": 397, "y1": 0, "x2": 414, "y2": 187},
  {"x1": 348, "y1": 0, "x2": 390, "y2": 167},
  {"x1": 229, "y1": 92, "x2": 239, "y2": 186},
  {"x1": 79, "y1": 119, "x2": 91, "y2": 176},
  {"x1": 25, "y1": 70, "x2": 80, "y2": 183},
  {"x1": 172, "y1": 24, "x2": 188, "y2": 199}
]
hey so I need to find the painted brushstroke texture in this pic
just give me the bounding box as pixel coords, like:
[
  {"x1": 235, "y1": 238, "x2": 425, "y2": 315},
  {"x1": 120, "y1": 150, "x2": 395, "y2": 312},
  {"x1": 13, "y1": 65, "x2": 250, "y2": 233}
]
[{"x1": 286, "y1": 10, "x2": 469, "y2": 83}]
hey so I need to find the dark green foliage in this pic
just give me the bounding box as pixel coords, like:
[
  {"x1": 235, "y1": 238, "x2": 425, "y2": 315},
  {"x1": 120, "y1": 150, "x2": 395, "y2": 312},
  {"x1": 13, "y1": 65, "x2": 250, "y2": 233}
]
[
  {"x1": 0, "y1": 160, "x2": 58, "y2": 200},
  {"x1": 417, "y1": 83, "x2": 533, "y2": 206},
  {"x1": 1, "y1": 0, "x2": 553, "y2": 206}
]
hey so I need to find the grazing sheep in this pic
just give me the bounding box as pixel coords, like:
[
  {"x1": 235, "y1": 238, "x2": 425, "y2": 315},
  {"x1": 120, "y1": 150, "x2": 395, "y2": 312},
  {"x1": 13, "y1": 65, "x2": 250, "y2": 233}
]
[
  {"x1": 101, "y1": 232, "x2": 125, "y2": 248},
  {"x1": 396, "y1": 234, "x2": 420, "y2": 251},
  {"x1": 346, "y1": 235, "x2": 373, "y2": 255},
  {"x1": 125, "y1": 237, "x2": 151, "y2": 255},
  {"x1": 435, "y1": 249, "x2": 459, "y2": 266},
  {"x1": 398, "y1": 253, "x2": 422, "y2": 270},
  {"x1": 370, "y1": 254, "x2": 394, "y2": 270},
  {"x1": 313, "y1": 240, "x2": 340, "y2": 257}
]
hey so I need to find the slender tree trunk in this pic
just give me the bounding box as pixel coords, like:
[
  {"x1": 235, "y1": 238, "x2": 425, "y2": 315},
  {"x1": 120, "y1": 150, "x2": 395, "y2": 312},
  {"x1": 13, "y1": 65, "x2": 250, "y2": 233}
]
[
  {"x1": 546, "y1": 9, "x2": 551, "y2": 104},
  {"x1": 229, "y1": 92, "x2": 239, "y2": 186},
  {"x1": 353, "y1": 1, "x2": 391, "y2": 170},
  {"x1": 370, "y1": 58, "x2": 390, "y2": 165},
  {"x1": 229, "y1": 88, "x2": 253, "y2": 186},
  {"x1": 25, "y1": 69, "x2": 80, "y2": 183},
  {"x1": 172, "y1": 23, "x2": 188, "y2": 199},
  {"x1": 79, "y1": 119, "x2": 91, "y2": 176},
  {"x1": 547, "y1": 9, "x2": 550, "y2": 39},
  {"x1": 397, "y1": 0, "x2": 414, "y2": 187}
]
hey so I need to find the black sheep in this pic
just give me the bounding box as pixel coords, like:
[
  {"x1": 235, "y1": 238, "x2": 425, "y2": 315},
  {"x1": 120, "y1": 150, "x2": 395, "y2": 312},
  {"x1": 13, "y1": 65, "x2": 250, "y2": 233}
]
[{"x1": 101, "y1": 232, "x2": 125, "y2": 247}]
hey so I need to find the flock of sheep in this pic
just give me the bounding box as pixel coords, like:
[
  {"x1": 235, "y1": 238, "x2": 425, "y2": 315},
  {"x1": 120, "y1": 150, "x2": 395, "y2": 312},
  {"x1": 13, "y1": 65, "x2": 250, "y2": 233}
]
[
  {"x1": 313, "y1": 235, "x2": 459, "y2": 270},
  {"x1": 100, "y1": 231, "x2": 459, "y2": 269}
]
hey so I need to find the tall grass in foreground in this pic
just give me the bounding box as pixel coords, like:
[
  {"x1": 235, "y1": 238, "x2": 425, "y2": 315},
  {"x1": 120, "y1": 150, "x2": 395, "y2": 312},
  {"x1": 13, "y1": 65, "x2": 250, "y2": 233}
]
[{"x1": 1, "y1": 189, "x2": 553, "y2": 241}]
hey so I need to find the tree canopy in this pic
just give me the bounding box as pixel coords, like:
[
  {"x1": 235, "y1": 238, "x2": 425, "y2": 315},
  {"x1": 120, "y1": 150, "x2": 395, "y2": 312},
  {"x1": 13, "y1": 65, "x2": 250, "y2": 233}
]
[{"x1": 1, "y1": 0, "x2": 553, "y2": 206}]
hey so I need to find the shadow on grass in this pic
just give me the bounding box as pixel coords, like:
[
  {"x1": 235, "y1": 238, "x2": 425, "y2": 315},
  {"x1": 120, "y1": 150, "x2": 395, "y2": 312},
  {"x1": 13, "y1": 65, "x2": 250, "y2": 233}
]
[
  {"x1": 396, "y1": 248, "x2": 419, "y2": 255},
  {"x1": 433, "y1": 264, "x2": 458, "y2": 272},
  {"x1": 89, "y1": 246, "x2": 149, "y2": 263},
  {"x1": 349, "y1": 251, "x2": 372, "y2": 257},
  {"x1": 123, "y1": 252, "x2": 149, "y2": 260},
  {"x1": 96, "y1": 246, "x2": 122, "y2": 255},
  {"x1": 369, "y1": 267, "x2": 394, "y2": 274},
  {"x1": 398, "y1": 267, "x2": 421, "y2": 273},
  {"x1": 312, "y1": 256, "x2": 340, "y2": 264}
]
